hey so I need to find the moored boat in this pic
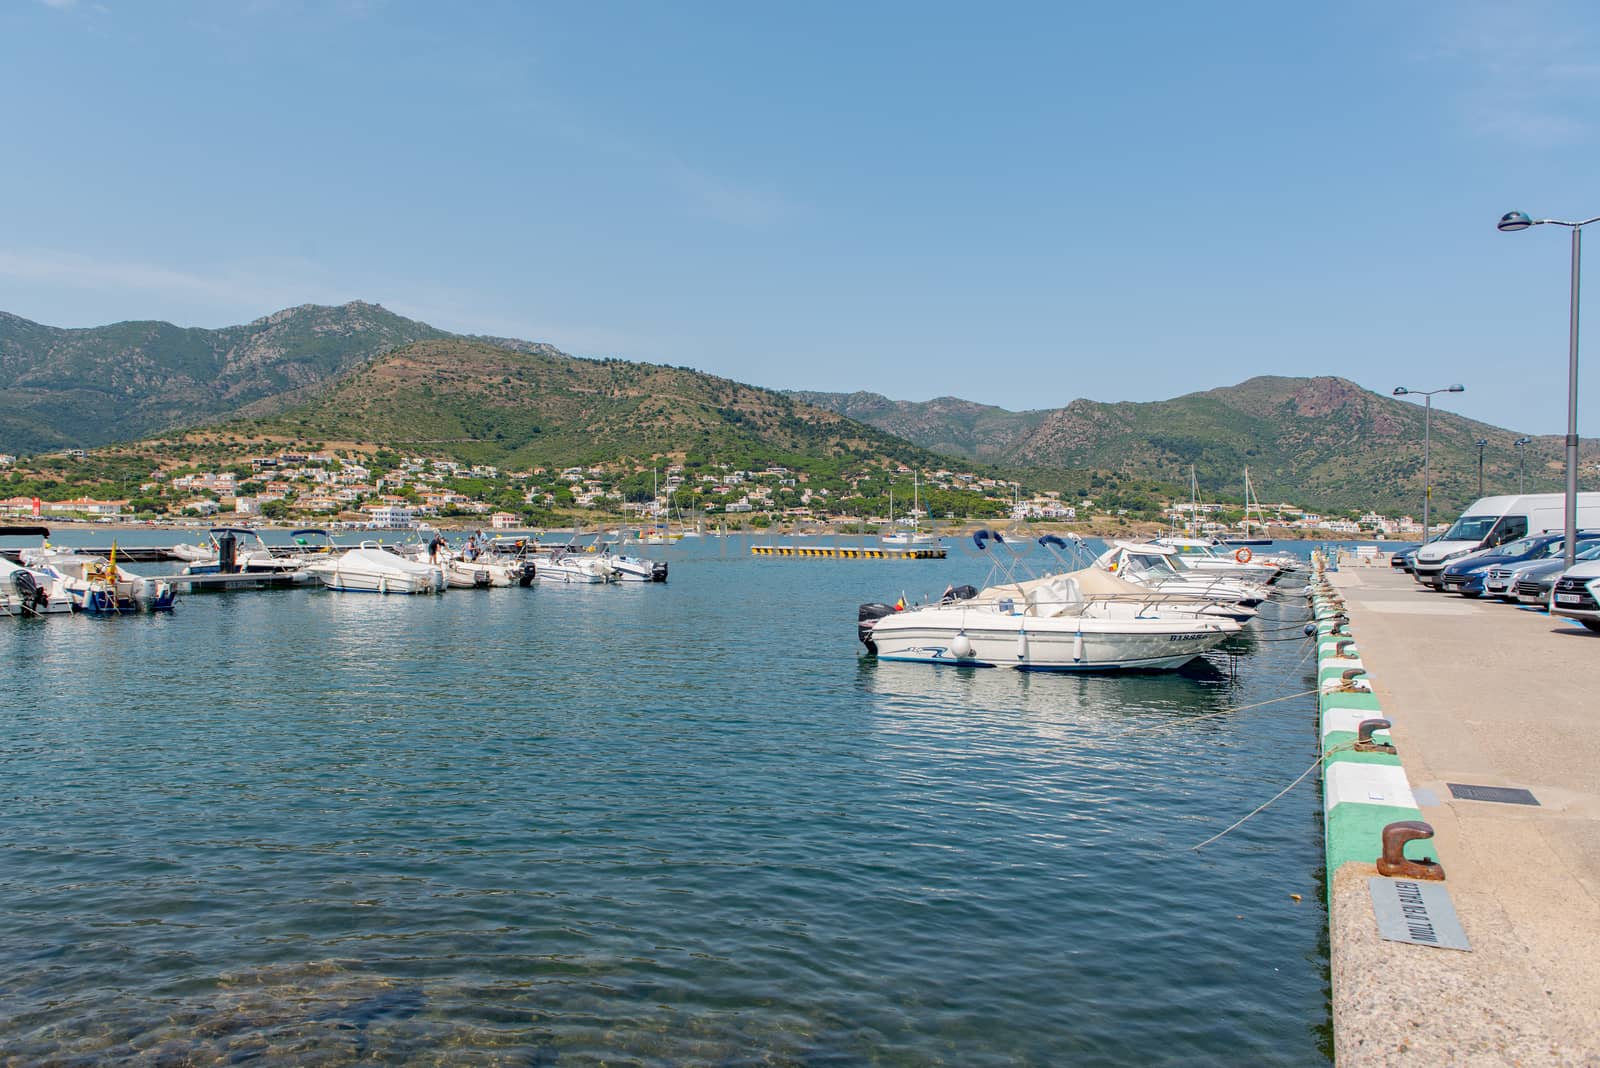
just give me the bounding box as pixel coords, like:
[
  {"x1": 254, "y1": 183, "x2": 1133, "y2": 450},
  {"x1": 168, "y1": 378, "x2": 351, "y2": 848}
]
[
  {"x1": 0, "y1": 556, "x2": 72, "y2": 616},
  {"x1": 857, "y1": 531, "x2": 1241, "y2": 671},
  {"x1": 533, "y1": 548, "x2": 616, "y2": 583},
  {"x1": 305, "y1": 543, "x2": 445, "y2": 594},
  {"x1": 601, "y1": 550, "x2": 668, "y2": 582},
  {"x1": 858, "y1": 574, "x2": 1240, "y2": 671},
  {"x1": 28, "y1": 548, "x2": 176, "y2": 613}
]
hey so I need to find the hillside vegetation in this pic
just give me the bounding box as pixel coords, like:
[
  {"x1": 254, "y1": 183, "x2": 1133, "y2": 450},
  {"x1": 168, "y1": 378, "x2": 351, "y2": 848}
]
[
  {"x1": 804, "y1": 376, "x2": 1598, "y2": 513},
  {"x1": 0, "y1": 302, "x2": 449, "y2": 453},
  {"x1": 236, "y1": 339, "x2": 950, "y2": 473},
  {"x1": 787, "y1": 391, "x2": 1047, "y2": 462}
]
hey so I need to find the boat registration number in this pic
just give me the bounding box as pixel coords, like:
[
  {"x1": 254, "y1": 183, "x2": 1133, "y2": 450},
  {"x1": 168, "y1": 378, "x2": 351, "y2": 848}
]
[
  {"x1": 1555, "y1": 593, "x2": 1583, "y2": 605},
  {"x1": 1167, "y1": 633, "x2": 1208, "y2": 641}
]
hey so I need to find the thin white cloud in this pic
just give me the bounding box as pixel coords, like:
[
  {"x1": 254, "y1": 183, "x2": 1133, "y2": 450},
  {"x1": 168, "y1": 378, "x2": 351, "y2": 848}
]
[
  {"x1": 39, "y1": 0, "x2": 78, "y2": 9},
  {"x1": 664, "y1": 162, "x2": 787, "y2": 228},
  {"x1": 0, "y1": 245, "x2": 676, "y2": 359},
  {"x1": 1434, "y1": 0, "x2": 1600, "y2": 146},
  {"x1": 531, "y1": 99, "x2": 788, "y2": 228},
  {"x1": 0, "y1": 248, "x2": 311, "y2": 314}
]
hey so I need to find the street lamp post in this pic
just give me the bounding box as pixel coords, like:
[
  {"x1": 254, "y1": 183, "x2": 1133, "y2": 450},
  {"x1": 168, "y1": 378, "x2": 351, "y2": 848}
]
[
  {"x1": 1514, "y1": 436, "x2": 1531, "y2": 493},
  {"x1": 1497, "y1": 210, "x2": 1599, "y2": 570},
  {"x1": 1475, "y1": 438, "x2": 1488, "y2": 496},
  {"x1": 1393, "y1": 384, "x2": 1465, "y2": 539}
]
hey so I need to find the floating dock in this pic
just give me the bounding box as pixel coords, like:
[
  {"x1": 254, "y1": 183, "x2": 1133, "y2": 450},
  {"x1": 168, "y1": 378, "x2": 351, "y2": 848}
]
[
  {"x1": 165, "y1": 571, "x2": 313, "y2": 591},
  {"x1": 750, "y1": 544, "x2": 946, "y2": 559},
  {"x1": 1313, "y1": 554, "x2": 1600, "y2": 1065},
  {"x1": 0, "y1": 545, "x2": 177, "y2": 564}
]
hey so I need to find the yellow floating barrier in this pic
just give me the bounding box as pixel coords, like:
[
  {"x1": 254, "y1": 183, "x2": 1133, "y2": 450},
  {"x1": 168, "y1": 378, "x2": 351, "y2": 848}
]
[{"x1": 750, "y1": 544, "x2": 946, "y2": 560}]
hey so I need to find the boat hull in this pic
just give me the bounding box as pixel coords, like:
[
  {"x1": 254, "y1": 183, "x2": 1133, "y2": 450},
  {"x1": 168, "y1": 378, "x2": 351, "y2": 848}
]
[
  {"x1": 865, "y1": 610, "x2": 1237, "y2": 672},
  {"x1": 307, "y1": 548, "x2": 445, "y2": 594}
]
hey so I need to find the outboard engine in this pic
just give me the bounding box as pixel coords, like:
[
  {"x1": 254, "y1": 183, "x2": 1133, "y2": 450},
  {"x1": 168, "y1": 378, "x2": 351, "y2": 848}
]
[
  {"x1": 651, "y1": 561, "x2": 669, "y2": 582},
  {"x1": 857, "y1": 602, "x2": 899, "y2": 653},
  {"x1": 515, "y1": 561, "x2": 537, "y2": 586},
  {"x1": 941, "y1": 584, "x2": 978, "y2": 604},
  {"x1": 10, "y1": 569, "x2": 48, "y2": 614},
  {"x1": 216, "y1": 531, "x2": 238, "y2": 573}
]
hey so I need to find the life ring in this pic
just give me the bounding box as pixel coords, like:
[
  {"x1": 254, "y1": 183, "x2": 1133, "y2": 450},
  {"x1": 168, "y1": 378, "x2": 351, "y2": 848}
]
[{"x1": 1234, "y1": 547, "x2": 1253, "y2": 564}]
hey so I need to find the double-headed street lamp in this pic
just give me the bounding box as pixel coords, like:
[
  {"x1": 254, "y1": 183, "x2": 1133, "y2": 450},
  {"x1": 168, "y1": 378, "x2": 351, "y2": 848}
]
[
  {"x1": 1497, "y1": 209, "x2": 1598, "y2": 569},
  {"x1": 1476, "y1": 438, "x2": 1488, "y2": 496},
  {"x1": 1514, "y1": 436, "x2": 1532, "y2": 493},
  {"x1": 1394, "y1": 384, "x2": 1465, "y2": 539}
]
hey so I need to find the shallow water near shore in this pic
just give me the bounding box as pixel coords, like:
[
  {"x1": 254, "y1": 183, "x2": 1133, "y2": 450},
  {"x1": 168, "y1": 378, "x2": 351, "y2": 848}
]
[{"x1": 2, "y1": 534, "x2": 1336, "y2": 1065}]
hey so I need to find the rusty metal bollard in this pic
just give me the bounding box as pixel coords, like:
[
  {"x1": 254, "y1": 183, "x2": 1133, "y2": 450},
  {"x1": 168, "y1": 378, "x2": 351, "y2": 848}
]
[
  {"x1": 1376, "y1": 820, "x2": 1445, "y2": 880},
  {"x1": 1335, "y1": 667, "x2": 1369, "y2": 692},
  {"x1": 1335, "y1": 639, "x2": 1358, "y2": 659},
  {"x1": 1354, "y1": 718, "x2": 1396, "y2": 754}
]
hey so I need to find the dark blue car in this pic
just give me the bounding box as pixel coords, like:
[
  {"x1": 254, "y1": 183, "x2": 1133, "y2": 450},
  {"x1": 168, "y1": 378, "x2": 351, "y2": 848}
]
[
  {"x1": 1389, "y1": 543, "x2": 1421, "y2": 573},
  {"x1": 1440, "y1": 533, "x2": 1581, "y2": 596}
]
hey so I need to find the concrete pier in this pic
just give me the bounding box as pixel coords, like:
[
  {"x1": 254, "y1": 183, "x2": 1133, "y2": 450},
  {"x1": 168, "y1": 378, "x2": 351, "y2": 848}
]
[{"x1": 1323, "y1": 561, "x2": 1599, "y2": 1066}]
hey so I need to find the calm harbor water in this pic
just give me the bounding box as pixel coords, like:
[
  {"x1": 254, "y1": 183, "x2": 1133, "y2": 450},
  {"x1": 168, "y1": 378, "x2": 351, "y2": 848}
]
[{"x1": 2, "y1": 533, "x2": 1336, "y2": 1065}]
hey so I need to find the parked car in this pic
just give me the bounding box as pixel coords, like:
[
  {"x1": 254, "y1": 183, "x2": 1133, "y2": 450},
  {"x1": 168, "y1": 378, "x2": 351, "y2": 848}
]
[
  {"x1": 1486, "y1": 538, "x2": 1600, "y2": 602},
  {"x1": 1514, "y1": 544, "x2": 1600, "y2": 605},
  {"x1": 1550, "y1": 557, "x2": 1600, "y2": 631},
  {"x1": 1412, "y1": 492, "x2": 1600, "y2": 588},
  {"x1": 1517, "y1": 542, "x2": 1600, "y2": 607},
  {"x1": 1440, "y1": 533, "x2": 1573, "y2": 596},
  {"x1": 1390, "y1": 545, "x2": 1421, "y2": 573}
]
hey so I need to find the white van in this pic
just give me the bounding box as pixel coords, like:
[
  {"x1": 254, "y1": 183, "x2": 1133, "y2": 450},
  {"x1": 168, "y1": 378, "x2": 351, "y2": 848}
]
[{"x1": 1412, "y1": 493, "x2": 1600, "y2": 588}]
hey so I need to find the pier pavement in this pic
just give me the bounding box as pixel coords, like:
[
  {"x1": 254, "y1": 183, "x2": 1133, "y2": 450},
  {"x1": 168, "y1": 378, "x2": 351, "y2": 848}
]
[{"x1": 1326, "y1": 563, "x2": 1599, "y2": 1066}]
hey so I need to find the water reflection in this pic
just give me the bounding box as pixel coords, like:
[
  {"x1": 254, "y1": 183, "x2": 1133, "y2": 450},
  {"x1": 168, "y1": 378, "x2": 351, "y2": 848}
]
[{"x1": 1, "y1": 535, "x2": 1330, "y2": 1065}]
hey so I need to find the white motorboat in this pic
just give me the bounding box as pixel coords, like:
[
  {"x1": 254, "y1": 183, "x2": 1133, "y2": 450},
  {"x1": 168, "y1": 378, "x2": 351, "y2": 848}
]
[
  {"x1": 859, "y1": 572, "x2": 1240, "y2": 671},
  {"x1": 438, "y1": 550, "x2": 533, "y2": 588},
  {"x1": 1152, "y1": 535, "x2": 1286, "y2": 583},
  {"x1": 400, "y1": 537, "x2": 533, "y2": 588},
  {"x1": 306, "y1": 543, "x2": 445, "y2": 594},
  {"x1": 534, "y1": 548, "x2": 616, "y2": 583},
  {"x1": 179, "y1": 527, "x2": 315, "y2": 582},
  {"x1": 1, "y1": 556, "x2": 72, "y2": 616},
  {"x1": 600, "y1": 550, "x2": 668, "y2": 582},
  {"x1": 857, "y1": 531, "x2": 1242, "y2": 671},
  {"x1": 27, "y1": 548, "x2": 176, "y2": 613},
  {"x1": 1095, "y1": 541, "x2": 1269, "y2": 607}
]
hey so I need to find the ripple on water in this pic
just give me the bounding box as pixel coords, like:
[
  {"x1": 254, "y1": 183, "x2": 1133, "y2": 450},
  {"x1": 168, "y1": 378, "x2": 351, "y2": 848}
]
[{"x1": 0, "y1": 540, "x2": 1329, "y2": 1064}]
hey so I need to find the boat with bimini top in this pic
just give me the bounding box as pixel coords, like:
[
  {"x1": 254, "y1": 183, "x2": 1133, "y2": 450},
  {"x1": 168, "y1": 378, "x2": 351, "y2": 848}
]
[{"x1": 857, "y1": 530, "x2": 1240, "y2": 671}]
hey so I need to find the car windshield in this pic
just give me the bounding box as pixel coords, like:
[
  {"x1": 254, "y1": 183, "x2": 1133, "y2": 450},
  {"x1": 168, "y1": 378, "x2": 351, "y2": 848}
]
[
  {"x1": 1441, "y1": 514, "x2": 1499, "y2": 542},
  {"x1": 1580, "y1": 543, "x2": 1600, "y2": 561},
  {"x1": 1496, "y1": 537, "x2": 1544, "y2": 556}
]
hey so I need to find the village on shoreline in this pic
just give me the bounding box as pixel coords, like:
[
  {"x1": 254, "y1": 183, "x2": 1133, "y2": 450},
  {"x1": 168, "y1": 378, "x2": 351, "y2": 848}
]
[{"x1": 1, "y1": 446, "x2": 1429, "y2": 541}]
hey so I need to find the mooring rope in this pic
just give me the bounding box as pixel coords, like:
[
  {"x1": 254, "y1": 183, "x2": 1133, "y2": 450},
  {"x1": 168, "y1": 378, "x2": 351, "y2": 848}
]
[
  {"x1": 1123, "y1": 688, "x2": 1319, "y2": 734},
  {"x1": 1189, "y1": 742, "x2": 1357, "y2": 851}
]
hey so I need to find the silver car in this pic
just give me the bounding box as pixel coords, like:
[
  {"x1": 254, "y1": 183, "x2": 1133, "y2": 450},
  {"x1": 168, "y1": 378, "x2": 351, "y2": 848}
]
[
  {"x1": 1485, "y1": 539, "x2": 1600, "y2": 602},
  {"x1": 1512, "y1": 541, "x2": 1600, "y2": 605}
]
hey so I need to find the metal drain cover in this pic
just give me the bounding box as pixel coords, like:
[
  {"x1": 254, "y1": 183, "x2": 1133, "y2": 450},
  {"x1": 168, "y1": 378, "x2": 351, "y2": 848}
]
[{"x1": 1446, "y1": 783, "x2": 1540, "y2": 806}]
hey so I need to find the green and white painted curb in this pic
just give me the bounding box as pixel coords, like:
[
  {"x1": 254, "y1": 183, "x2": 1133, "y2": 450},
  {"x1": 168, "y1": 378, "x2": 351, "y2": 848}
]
[{"x1": 1309, "y1": 553, "x2": 1440, "y2": 888}]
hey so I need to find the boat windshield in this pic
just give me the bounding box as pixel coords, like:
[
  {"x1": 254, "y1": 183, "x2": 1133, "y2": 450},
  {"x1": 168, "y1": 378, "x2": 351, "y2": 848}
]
[
  {"x1": 1440, "y1": 514, "x2": 1499, "y2": 542},
  {"x1": 1124, "y1": 553, "x2": 1174, "y2": 576}
]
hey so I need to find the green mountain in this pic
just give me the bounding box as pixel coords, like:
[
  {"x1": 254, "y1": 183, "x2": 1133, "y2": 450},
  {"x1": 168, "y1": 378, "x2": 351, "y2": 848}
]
[
  {"x1": 786, "y1": 391, "x2": 1048, "y2": 462},
  {"x1": 0, "y1": 302, "x2": 450, "y2": 454},
  {"x1": 802, "y1": 376, "x2": 1599, "y2": 513},
  {"x1": 235, "y1": 338, "x2": 948, "y2": 472}
]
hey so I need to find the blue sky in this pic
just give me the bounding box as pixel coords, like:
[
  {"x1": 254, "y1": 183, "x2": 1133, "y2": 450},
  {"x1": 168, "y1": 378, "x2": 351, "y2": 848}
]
[{"x1": 3, "y1": 1, "x2": 1598, "y2": 436}]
